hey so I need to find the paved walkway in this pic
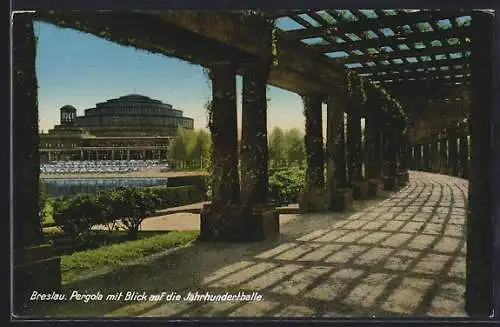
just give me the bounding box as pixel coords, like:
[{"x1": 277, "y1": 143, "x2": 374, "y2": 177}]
[{"x1": 96, "y1": 171, "x2": 465, "y2": 318}]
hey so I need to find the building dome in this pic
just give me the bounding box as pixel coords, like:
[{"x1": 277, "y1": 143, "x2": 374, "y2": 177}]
[
  {"x1": 119, "y1": 94, "x2": 153, "y2": 101},
  {"x1": 60, "y1": 105, "x2": 77, "y2": 112},
  {"x1": 60, "y1": 105, "x2": 77, "y2": 125}
]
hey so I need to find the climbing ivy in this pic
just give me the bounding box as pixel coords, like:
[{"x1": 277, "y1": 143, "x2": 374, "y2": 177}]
[{"x1": 346, "y1": 70, "x2": 367, "y2": 106}]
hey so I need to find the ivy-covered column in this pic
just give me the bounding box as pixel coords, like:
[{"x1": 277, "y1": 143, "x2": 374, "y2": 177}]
[
  {"x1": 413, "y1": 143, "x2": 420, "y2": 171},
  {"x1": 382, "y1": 116, "x2": 399, "y2": 190},
  {"x1": 239, "y1": 62, "x2": 279, "y2": 240},
  {"x1": 240, "y1": 63, "x2": 269, "y2": 206},
  {"x1": 325, "y1": 95, "x2": 354, "y2": 212},
  {"x1": 200, "y1": 63, "x2": 242, "y2": 241},
  {"x1": 466, "y1": 11, "x2": 494, "y2": 316},
  {"x1": 346, "y1": 103, "x2": 361, "y2": 184},
  {"x1": 422, "y1": 139, "x2": 431, "y2": 172},
  {"x1": 429, "y1": 132, "x2": 440, "y2": 173},
  {"x1": 299, "y1": 94, "x2": 326, "y2": 212},
  {"x1": 447, "y1": 123, "x2": 459, "y2": 176},
  {"x1": 13, "y1": 13, "x2": 61, "y2": 314},
  {"x1": 335, "y1": 105, "x2": 349, "y2": 190},
  {"x1": 408, "y1": 145, "x2": 415, "y2": 170},
  {"x1": 458, "y1": 120, "x2": 469, "y2": 178},
  {"x1": 439, "y1": 130, "x2": 448, "y2": 174},
  {"x1": 346, "y1": 98, "x2": 369, "y2": 199},
  {"x1": 365, "y1": 88, "x2": 384, "y2": 197},
  {"x1": 398, "y1": 127, "x2": 410, "y2": 185}
]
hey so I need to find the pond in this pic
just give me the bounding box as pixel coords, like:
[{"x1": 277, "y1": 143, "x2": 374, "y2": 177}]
[{"x1": 42, "y1": 177, "x2": 169, "y2": 197}]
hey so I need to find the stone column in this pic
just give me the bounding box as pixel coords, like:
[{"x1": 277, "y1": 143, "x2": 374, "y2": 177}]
[
  {"x1": 466, "y1": 11, "x2": 494, "y2": 316},
  {"x1": 299, "y1": 94, "x2": 326, "y2": 212},
  {"x1": 429, "y1": 132, "x2": 439, "y2": 173},
  {"x1": 448, "y1": 124, "x2": 459, "y2": 176},
  {"x1": 127, "y1": 150, "x2": 130, "y2": 160},
  {"x1": 365, "y1": 89, "x2": 384, "y2": 197},
  {"x1": 239, "y1": 62, "x2": 279, "y2": 240},
  {"x1": 13, "y1": 13, "x2": 61, "y2": 313},
  {"x1": 382, "y1": 117, "x2": 399, "y2": 190},
  {"x1": 439, "y1": 131, "x2": 448, "y2": 174},
  {"x1": 398, "y1": 127, "x2": 410, "y2": 185},
  {"x1": 240, "y1": 63, "x2": 269, "y2": 206},
  {"x1": 422, "y1": 139, "x2": 431, "y2": 172},
  {"x1": 412, "y1": 144, "x2": 419, "y2": 171},
  {"x1": 111, "y1": 150, "x2": 115, "y2": 161},
  {"x1": 408, "y1": 146, "x2": 415, "y2": 170},
  {"x1": 326, "y1": 95, "x2": 353, "y2": 211},
  {"x1": 200, "y1": 63, "x2": 242, "y2": 241},
  {"x1": 346, "y1": 98, "x2": 368, "y2": 199},
  {"x1": 458, "y1": 120, "x2": 469, "y2": 178}
]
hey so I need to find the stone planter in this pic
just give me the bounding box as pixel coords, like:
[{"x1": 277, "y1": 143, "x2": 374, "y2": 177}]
[
  {"x1": 367, "y1": 179, "x2": 382, "y2": 198},
  {"x1": 328, "y1": 187, "x2": 354, "y2": 212},
  {"x1": 299, "y1": 187, "x2": 327, "y2": 213},
  {"x1": 199, "y1": 203, "x2": 279, "y2": 242},
  {"x1": 397, "y1": 171, "x2": 410, "y2": 186},
  {"x1": 383, "y1": 176, "x2": 399, "y2": 191},
  {"x1": 350, "y1": 180, "x2": 370, "y2": 200}
]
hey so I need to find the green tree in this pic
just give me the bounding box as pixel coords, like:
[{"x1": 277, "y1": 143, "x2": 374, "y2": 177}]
[
  {"x1": 284, "y1": 128, "x2": 305, "y2": 166},
  {"x1": 184, "y1": 129, "x2": 198, "y2": 162},
  {"x1": 268, "y1": 127, "x2": 287, "y2": 167},
  {"x1": 170, "y1": 127, "x2": 188, "y2": 164},
  {"x1": 170, "y1": 128, "x2": 212, "y2": 169},
  {"x1": 195, "y1": 129, "x2": 212, "y2": 169}
]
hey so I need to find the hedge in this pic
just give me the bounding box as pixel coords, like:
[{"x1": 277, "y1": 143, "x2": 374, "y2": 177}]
[
  {"x1": 268, "y1": 166, "x2": 305, "y2": 205},
  {"x1": 51, "y1": 185, "x2": 205, "y2": 242}
]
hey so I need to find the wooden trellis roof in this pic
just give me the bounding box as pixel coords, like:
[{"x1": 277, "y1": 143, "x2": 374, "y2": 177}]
[{"x1": 268, "y1": 9, "x2": 477, "y2": 106}]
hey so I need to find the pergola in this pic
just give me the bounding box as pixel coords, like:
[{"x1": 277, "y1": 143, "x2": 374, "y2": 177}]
[
  {"x1": 268, "y1": 10, "x2": 473, "y2": 126},
  {"x1": 12, "y1": 9, "x2": 494, "y2": 317}
]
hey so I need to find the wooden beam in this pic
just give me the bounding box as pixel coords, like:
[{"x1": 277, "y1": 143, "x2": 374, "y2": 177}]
[
  {"x1": 385, "y1": 83, "x2": 471, "y2": 102},
  {"x1": 385, "y1": 80, "x2": 471, "y2": 91},
  {"x1": 364, "y1": 67, "x2": 471, "y2": 81},
  {"x1": 310, "y1": 26, "x2": 471, "y2": 54},
  {"x1": 287, "y1": 10, "x2": 469, "y2": 38},
  {"x1": 375, "y1": 79, "x2": 470, "y2": 91},
  {"x1": 267, "y1": 10, "x2": 311, "y2": 19},
  {"x1": 154, "y1": 11, "x2": 345, "y2": 88},
  {"x1": 372, "y1": 72, "x2": 471, "y2": 84},
  {"x1": 338, "y1": 42, "x2": 470, "y2": 65},
  {"x1": 36, "y1": 12, "x2": 259, "y2": 67},
  {"x1": 38, "y1": 11, "x2": 346, "y2": 96},
  {"x1": 351, "y1": 57, "x2": 470, "y2": 73}
]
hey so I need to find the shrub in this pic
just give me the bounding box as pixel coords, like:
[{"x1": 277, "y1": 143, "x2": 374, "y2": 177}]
[
  {"x1": 51, "y1": 185, "x2": 205, "y2": 243},
  {"x1": 105, "y1": 187, "x2": 162, "y2": 239},
  {"x1": 150, "y1": 185, "x2": 204, "y2": 209},
  {"x1": 52, "y1": 193, "x2": 108, "y2": 242},
  {"x1": 268, "y1": 167, "x2": 305, "y2": 205}
]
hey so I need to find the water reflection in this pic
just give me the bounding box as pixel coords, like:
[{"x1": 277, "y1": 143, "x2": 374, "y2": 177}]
[{"x1": 43, "y1": 177, "x2": 169, "y2": 197}]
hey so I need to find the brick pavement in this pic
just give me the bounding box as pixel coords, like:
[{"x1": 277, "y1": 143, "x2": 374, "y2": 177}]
[{"x1": 135, "y1": 171, "x2": 467, "y2": 317}]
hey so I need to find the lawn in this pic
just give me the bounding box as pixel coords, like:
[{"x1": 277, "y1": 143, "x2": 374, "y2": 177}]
[
  {"x1": 41, "y1": 199, "x2": 56, "y2": 226},
  {"x1": 29, "y1": 229, "x2": 199, "y2": 317},
  {"x1": 60, "y1": 230, "x2": 199, "y2": 284}
]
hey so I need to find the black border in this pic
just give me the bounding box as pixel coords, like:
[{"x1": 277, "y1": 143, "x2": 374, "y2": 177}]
[{"x1": 7, "y1": 0, "x2": 500, "y2": 325}]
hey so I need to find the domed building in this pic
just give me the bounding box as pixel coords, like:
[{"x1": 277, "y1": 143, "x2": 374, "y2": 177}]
[{"x1": 39, "y1": 94, "x2": 194, "y2": 162}]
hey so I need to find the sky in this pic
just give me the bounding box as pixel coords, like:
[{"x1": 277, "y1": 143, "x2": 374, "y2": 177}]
[{"x1": 34, "y1": 21, "x2": 330, "y2": 136}]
